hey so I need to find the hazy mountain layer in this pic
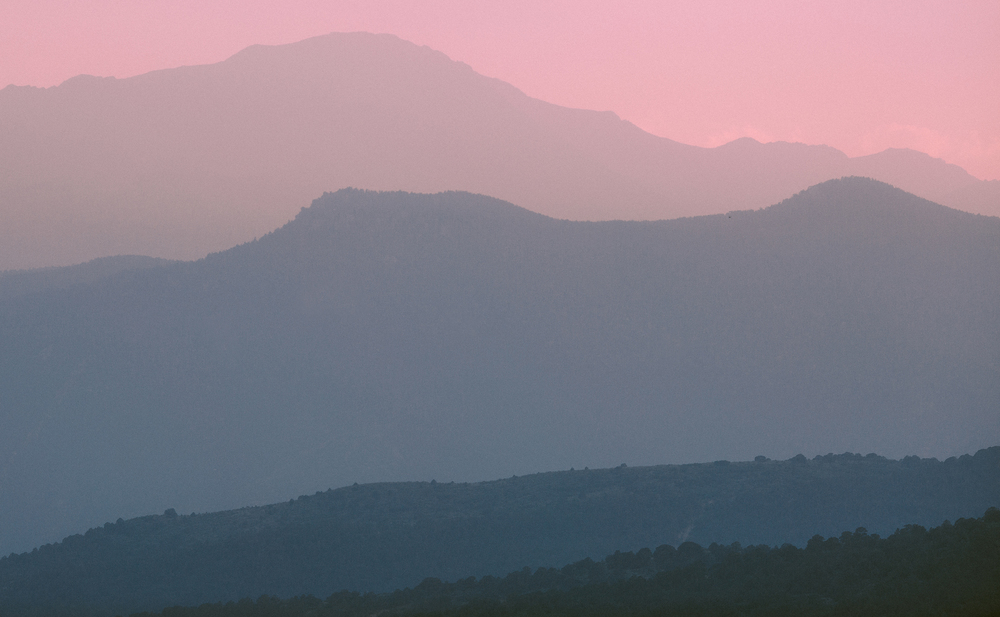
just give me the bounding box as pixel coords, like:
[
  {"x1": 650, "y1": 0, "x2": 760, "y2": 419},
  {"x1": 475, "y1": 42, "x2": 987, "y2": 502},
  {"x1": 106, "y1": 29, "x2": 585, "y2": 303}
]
[
  {"x1": 1, "y1": 32, "x2": 997, "y2": 268},
  {"x1": 0, "y1": 255, "x2": 176, "y2": 302},
  {"x1": 0, "y1": 177, "x2": 997, "y2": 556},
  {"x1": 1, "y1": 449, "x2": 996, "y2": 615}
]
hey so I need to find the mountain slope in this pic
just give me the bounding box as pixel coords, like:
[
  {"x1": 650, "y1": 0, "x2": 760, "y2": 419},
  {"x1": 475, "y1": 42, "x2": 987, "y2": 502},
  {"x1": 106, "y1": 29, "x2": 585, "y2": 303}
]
[
  {"x1": 0, "y1": 32, "x2": 996, "y2": 269},
  {"x1": 0, "y1": 449, "x2": 996, "y2": 615},
  {"x1": 0, "y1": 177, "x2": 997, "y2": 556},
  {"x1": 121, "y1": 509, "x2": 1000, "y2": 617},
  {"x1": 0, "y1": 255, "x2": 176, "y2": 302}
]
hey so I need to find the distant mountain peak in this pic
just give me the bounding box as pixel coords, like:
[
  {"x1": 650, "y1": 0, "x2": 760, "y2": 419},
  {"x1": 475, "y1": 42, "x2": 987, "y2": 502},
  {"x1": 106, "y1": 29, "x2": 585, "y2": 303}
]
[
  {"x1": 1, "y1": 32, "x2": 996, "y2": 269},
  {"x1": 719, "y1": 136, "x2": 763, "y2": 147}
]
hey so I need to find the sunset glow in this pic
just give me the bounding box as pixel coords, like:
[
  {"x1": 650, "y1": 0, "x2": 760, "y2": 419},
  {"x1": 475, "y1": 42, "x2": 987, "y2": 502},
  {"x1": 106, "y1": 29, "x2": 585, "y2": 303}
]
[{"x1": 3, "y1": 0, "x2": 998, "y2": 179}]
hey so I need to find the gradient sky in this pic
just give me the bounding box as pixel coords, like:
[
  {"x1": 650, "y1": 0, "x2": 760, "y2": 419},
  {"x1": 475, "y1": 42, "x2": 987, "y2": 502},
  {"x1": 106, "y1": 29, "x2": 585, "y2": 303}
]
[{"x1": 3, "y1": 0, "x2": 998, "y2": 180}]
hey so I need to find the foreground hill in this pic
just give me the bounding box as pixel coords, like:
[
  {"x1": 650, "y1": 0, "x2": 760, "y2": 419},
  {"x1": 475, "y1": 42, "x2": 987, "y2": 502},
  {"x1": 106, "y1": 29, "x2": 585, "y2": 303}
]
[
  {"x1": 0, "y1": 178, "x2": 997, "y2": 556},
  {"x1": 129, "y1": 509, "x2": 1000, "y2": 617},
  {"x1": 0, "y1": 450, "x2": 997, "y2": 615},
  {"x1": 1, "y1": 32, "x2": 997, "y2": 268}
]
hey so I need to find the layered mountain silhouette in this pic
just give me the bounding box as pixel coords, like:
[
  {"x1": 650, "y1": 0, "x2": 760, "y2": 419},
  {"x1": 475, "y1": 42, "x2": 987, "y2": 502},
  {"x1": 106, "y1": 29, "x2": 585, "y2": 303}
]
[
  {"x1": 1, "y1": 32, "x2": 997, "y2": 269},
  {"x1": 0, "y1": 178, "x2": 997, "y2": 556}
]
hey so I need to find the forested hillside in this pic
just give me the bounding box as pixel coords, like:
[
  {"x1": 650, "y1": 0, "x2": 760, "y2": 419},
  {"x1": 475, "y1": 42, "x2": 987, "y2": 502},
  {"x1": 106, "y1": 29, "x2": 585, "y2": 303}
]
[
  {"x1": 0, "y1": 448, "x2": 996, "y2": 615},
  {"x1": 126, "y1": 508, "x2": 1000, "y2": 617}
]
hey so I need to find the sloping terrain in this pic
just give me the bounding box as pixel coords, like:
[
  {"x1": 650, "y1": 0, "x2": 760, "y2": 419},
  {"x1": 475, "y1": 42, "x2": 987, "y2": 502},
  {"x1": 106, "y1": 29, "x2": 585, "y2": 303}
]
[
  {"x1": 121, "y1": 509, "x2": 1000, "y2": 617},
  {"x1": 0, "y1": 177, "x2": 997, "y2": 557},
  {"x1": 1, "y1": 32, "x2": 997, "y2": 268},
  {"x1": 0, "y1": 449, "x2": 996, "y2": 615},
  {"x1": 0, "y1": 255, "x2": 176, "y2": 302}
]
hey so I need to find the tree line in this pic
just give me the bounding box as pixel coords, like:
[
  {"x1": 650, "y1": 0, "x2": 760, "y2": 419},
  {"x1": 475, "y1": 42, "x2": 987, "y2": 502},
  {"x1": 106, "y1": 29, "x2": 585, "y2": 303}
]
[{"x1": 119, "y1": 507, "x2": 1000, "y2": 617}]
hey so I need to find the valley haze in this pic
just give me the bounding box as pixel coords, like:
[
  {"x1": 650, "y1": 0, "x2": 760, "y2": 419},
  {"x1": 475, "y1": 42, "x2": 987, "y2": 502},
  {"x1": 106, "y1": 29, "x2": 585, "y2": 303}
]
[{"x1": 0, "y1": 179, "x2": 996, "y2": 557}]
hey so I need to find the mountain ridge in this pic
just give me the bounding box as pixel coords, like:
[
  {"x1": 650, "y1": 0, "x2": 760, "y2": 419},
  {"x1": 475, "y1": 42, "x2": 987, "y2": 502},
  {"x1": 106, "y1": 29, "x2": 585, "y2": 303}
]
[
  {"x1": 1, "y1": 32, "x2": 997, "y2": 269},
  {"x1": 0, "y1": 177, "x2": 996, "y2": 557}
]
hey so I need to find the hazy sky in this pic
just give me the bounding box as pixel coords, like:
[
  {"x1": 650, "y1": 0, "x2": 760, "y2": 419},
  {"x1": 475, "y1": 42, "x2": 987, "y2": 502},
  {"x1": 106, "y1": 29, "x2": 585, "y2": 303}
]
[{"x1": 3, "y1": 0, "x2": 998, "y2": 180}]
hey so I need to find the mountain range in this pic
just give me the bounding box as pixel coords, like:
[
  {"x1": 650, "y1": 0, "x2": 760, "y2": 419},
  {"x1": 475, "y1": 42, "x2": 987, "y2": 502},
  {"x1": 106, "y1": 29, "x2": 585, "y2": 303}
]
[
  {"x1": 1, "y1": 32, "x2": 998, "y2": 270},
  {"x1": 0, "y1": 177, "x2": 997, "y2": 557}
]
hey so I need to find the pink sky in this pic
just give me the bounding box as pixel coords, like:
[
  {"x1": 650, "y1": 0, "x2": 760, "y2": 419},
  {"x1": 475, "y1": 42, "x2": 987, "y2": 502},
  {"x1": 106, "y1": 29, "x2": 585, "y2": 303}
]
[{"x1": 3, "y1": 0, "x2": 998, "y2": 180}]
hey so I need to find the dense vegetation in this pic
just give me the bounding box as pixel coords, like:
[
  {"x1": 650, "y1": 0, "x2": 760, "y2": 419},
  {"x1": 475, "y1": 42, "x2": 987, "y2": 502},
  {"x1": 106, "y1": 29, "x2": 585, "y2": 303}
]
[
  {"x1": 0, "y1": 448, "x2": 996, "y2": 615},
  {"x1": 101, "y1": 507, "x2": 1000, "y2": 617}
]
